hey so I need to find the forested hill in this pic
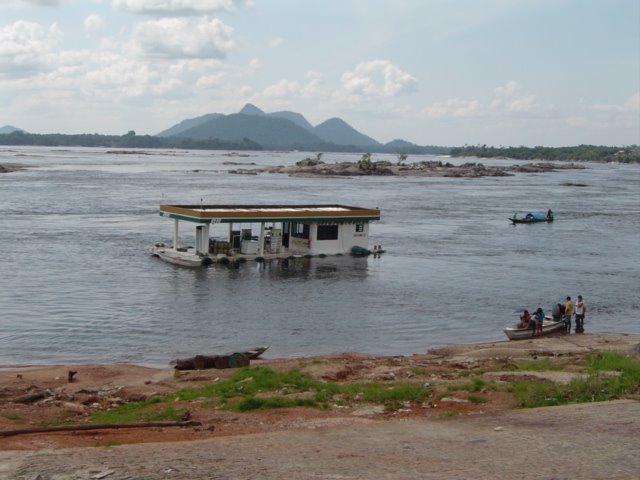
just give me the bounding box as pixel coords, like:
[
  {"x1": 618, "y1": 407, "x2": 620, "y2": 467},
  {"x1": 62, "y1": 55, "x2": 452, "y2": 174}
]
[{"x1": 450, "y1": 145, "x2": 640, "y2": 163}]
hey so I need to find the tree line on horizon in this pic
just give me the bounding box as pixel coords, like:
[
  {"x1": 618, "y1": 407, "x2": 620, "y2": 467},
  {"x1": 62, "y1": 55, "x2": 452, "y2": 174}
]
[
  {"x1": 449, "y1": 144, "x2": 640, "y2": 163},
  {"x1": 0, "y1": 130, "x2": 637, "y2": 162},
  {"x1": 0, "y1": 130, "x2": 446, "y2": 155}
]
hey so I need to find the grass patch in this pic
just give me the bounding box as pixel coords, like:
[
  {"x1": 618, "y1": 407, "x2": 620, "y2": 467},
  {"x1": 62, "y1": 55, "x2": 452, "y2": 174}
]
[
  {"x1": 510, "y1": 353, "x2": 640, "y2": 408},
  {"x1": 467, "y1": 395, "x2": 487, "y2": 404},
  {"x1": 91, "y1": 405, "x2": 184, "y2": 424},
  {"x1": 447, "y1": 378, "x2": 498, "y2": 393},
  {"x1": 2, "y1": 413, "x2": 23, "y2": 422},
  {"x1": 89, "y1": 367, "x2": 433, "y2": 423},
  {"x1": 513, "y1": 358, "x2": 562, "y2": 371},
  {"x1": 232, "y1": 396, "x2": 317, "y2": 412},
  {"x1": 497, "y1": 357, "x2": 566, "y2": 372}
]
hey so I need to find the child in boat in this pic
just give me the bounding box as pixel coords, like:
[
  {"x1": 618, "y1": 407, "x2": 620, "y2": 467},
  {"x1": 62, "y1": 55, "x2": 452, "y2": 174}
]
[
  {"x1": 517, "y1": 310, "x2": 532, "y2": 329},
  {"x1": 534, "y1": 308, "x2": 545, "y2": 335}
]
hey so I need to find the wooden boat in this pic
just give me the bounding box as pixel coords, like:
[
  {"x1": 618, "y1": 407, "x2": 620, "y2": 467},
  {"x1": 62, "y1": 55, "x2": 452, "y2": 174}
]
[
  {"x1": 509, "y1": 212, "x2": 553, "y2": 224},
  {"x1": 504, "y1": 317, "x2": 566, "y2": 340},
  {"x1": 242, "y1": 345, "x2": 269, "y2": 359},
  {"x1": 171, "y1": 346, "x2": 269, "y2": 370}
]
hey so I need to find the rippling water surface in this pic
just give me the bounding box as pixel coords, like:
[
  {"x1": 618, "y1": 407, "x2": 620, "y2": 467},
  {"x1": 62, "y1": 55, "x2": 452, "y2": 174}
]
[{"x1": 1, "y1": 147, "x2": 638, "y2": 366}]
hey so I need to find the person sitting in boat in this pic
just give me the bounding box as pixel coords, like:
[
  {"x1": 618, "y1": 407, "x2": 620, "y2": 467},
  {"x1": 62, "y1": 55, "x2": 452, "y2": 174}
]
[
  {"x1": 517, "y1": 310, "x2": 532, "y2": 329},
  {"x1": 533, "y1": 307, "x2": 545, "y2": 336}
]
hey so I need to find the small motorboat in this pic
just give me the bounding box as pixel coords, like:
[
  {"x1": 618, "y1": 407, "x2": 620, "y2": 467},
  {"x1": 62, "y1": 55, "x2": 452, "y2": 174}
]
[
  {"x1": 504, "y1": 317, "x2": 566, "y2": 340},
  {"x1": 509, "y1": 211, "x2": 553, "y2": 224},
  {"x1": 151, "y1": 243, "x2": 213, "y2": 267}
]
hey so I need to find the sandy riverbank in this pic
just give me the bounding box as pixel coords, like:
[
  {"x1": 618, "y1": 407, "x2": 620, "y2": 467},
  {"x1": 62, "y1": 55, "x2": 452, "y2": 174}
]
[{"x1": 0, "y1": 333, "x2": 638, "y2": 478}]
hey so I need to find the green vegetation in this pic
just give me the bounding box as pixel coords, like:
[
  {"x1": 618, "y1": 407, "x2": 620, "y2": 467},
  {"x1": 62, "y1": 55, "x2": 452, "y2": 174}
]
[
  {"x1": 2, "y1": 413, "x2": 23, "y2": 422},
  {"x1": 36, "y1": 353, "x2": 638, "y2": 427},
  {"x1": 509, "y1": 352, "x2": 640, "y2": 408},
  {"x1": 467, "y1": 395, "x2": 487, "y2": 404},
  {"x1": 89, "y1": 367, "x2": 432, "y2": 423},
  {"x1": 447, "y1": 378, "x2": 499, "y2": 393},
  {"x1": 357, "y1": 152, "x2": 393, "y2": 174},
  {"x1": 0, "y1": 130, "x2": 447, "y2": 154},
  {"x1": 449, "y1": 144, "x2": 640, "y2": 163},
  {"x1": 498, "y1": 357, "x2": 566, "y2": 372},
  {"x1": 92, "y1": 404, "x2": 185, "y2": 424},
  {"x1": 0, "y1": 130, "x2": 263, "y2": 151}
]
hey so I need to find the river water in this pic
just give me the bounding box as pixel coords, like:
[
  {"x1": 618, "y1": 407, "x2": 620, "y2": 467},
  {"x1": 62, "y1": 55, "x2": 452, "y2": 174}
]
[{"x1": 1, "y1": 147, "x2": 638, "y2": 367}]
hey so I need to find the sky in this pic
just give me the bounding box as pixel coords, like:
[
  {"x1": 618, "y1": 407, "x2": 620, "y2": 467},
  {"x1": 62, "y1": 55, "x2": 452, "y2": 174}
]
[{"x1": 0, "y1": 0, "x2": 638, "y2": 147}]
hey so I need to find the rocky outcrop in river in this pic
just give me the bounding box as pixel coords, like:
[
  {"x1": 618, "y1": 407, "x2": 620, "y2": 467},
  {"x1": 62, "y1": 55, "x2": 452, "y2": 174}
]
[{"x1": 257, "y1": 158, "x2": 585, "y2": 178}]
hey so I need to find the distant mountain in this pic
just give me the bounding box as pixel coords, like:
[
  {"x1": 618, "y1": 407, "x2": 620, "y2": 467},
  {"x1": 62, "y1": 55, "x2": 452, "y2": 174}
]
[
  {"x1": 159, "y1": 103, "x2": 438, "y2": 153},
  {"x1": 385, "y1": 139, "x2": 416, "y2": 149},
  {"x1": 157, "y1": 113, "x2": 223, "y2": 137},
  {"x1": 237, "y1": 104, "x2": 314, "y2": 131},
  {"x1": 314, "y1": 118, "x2": 380, "y2": 147},
  {"x1": 173, "y1": 113, "x2": 330, "y2": 150},
  {"x1": 0, "y1": 125, "x2": 25, "y2": 134},
  {"x1": 269, "y1": 110, "x2": 314, "y2": 131},
  {"x1": 239, "y1": 103, "x2": 266, "y2": 116}
]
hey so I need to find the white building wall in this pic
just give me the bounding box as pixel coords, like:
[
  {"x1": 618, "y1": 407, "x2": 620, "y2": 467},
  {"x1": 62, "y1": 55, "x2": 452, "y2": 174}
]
[{"x1": 308, "y1": 222, "x2": 370, "y2": 255}]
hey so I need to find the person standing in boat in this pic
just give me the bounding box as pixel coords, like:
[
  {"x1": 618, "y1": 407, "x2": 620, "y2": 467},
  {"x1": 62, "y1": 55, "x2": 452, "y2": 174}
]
[
  {"x1": 534, "y1": 307, "x2": 545, "y2": 336},
  {"x1": 546, "y1": 209, "x2": 553, "y2": 220},
  {"x1": 574, "y1": 295, "x2": 586, "y2": 333},
  {"x1": 563, "y1": 296, "x2": 574, "y2": 333}
]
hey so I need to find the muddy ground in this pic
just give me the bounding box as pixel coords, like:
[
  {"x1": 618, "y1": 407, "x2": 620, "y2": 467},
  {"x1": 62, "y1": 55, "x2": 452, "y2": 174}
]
[{"x1": 0, "y1": 333, "x2": 638, "y2": 479}]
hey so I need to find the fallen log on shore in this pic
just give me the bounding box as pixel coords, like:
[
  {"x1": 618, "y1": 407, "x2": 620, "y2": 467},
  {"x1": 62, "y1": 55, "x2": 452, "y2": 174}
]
[{"x1": 0, "y1": 420, "x2": 202, "y2": 438}]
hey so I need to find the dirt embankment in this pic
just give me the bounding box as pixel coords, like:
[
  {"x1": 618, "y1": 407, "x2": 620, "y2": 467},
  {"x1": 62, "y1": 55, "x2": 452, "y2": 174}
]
[
  {"x1": 0, "y1": 333, "x2": 637, "y2": 452},
  {"x1": 0, "y1": 333, "x2": 639, "y2": 479}
]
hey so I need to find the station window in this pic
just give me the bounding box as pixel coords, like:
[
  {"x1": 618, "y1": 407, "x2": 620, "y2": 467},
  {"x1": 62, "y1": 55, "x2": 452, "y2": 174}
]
[
  {"x1": 317, "y1": 224, "x2": 339, "y2": 241},
  {"x1": 292, "y1": 222, "x2": 310, "y2": 239},
  {"x1": 355, "y1": 223, "x2": 364, "y2": 233}
]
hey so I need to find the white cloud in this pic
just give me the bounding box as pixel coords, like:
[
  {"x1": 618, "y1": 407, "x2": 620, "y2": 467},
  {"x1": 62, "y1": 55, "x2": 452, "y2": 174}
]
[
  {"x1": 563, "y1": 93, "x2": 640, "y2": 133},
  {"x1": 423, "y1": 81, "x2": 539, "y2": 119},
  {"x1": 565, "y1": 116, "x2": 587, "y2": 127},
  {"x1": 84, "y1": 14, "x2": 105, "y2": 37},
  {"x1": 339, "y1": 60, "x2": 417, "y2": 100},
  {"x1": 0, "y1": 0, "x2": 60, "y2": 6},
  {"x1": 248, "y1": 57, "x2": 262, "y2": 70},
  {"x1": 268, "y1": 36, "x2": 283, "y2": 48},
  {"x1": 424, "y1": 98, "x2": 483, "y2": 118},
  {"x1": 262, "y1": 79, "x2": 302, "y2": 99},
  {"x1": 0, "y1": 20, "x2": 63, "y2": 77},
  {"x1": 112, "y1": 0, "x2": 246, "y2": 16},
  {"x1": 196, "y1": 71, "x2": 226, "y2": 89},
  {"x1": 132, "y1": 17, "x2": 235, "y2": 58},
  {"x1": 490, "y1": 81, "x2": 538, "y2": 113},
  {"x1": 261, "y1": 72, "x2": 322, "y2": 100},
  {"x1": 591, "y1": 93, "x2": 640, "y2": 113}
]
